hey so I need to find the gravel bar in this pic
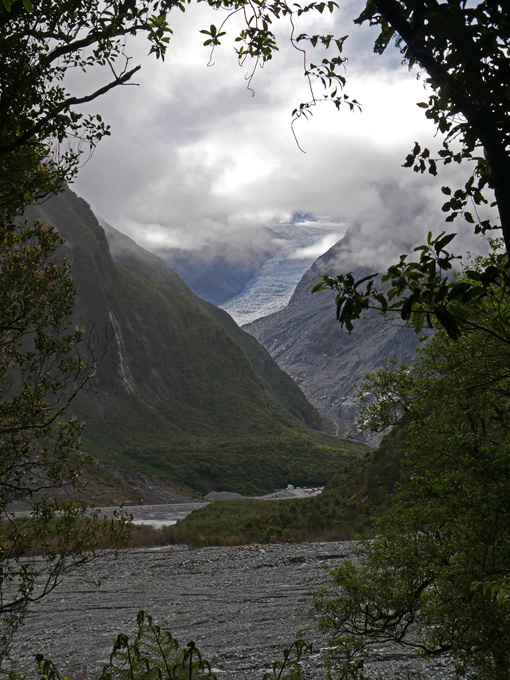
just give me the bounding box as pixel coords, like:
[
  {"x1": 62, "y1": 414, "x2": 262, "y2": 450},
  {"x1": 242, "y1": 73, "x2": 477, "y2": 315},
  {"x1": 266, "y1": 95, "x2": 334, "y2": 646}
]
[{"x1": 12, "y1": 542, "x2": 452, "y2": 680}]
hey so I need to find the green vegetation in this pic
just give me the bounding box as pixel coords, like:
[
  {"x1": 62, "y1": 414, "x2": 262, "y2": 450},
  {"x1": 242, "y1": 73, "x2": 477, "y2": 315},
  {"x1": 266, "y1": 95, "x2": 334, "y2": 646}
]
[
  {"x1": 167, "y1": 497, "x2": 349, "y2": 546},
  {"x1": 101, "y1": 611, "x2": 217, "y2": 680},
  {"x1": 309, "y1": 249, "x2": 510, "y2": 679},
  {"x1": 105, "y1": 221, "x2": 330, "y2": 431},
  {"x1": 80, "y1": 384, "x2": 366, "y2": 494},
  {"x1": 305, "y1": 5, "x2": 510, "y2": 677},
  {"x1": 29, "y1": 189, "x2": 368, "y2": 496},
  {"x1": 0, "y1": 209, "x2": 130, "y2": 667},
  {"x1": 166, "y1": 435, "x2": 406, "y2": 547},
  {"x1": 85, "y1": 424, "x2": 365, "y2": 496},
  {"x1": 99, "y1": 610, "x2": 312, "y2": 680}
]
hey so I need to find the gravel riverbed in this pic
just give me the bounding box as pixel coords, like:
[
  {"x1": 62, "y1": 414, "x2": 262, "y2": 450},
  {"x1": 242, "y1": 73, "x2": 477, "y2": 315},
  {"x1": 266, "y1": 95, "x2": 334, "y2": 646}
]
[{"x1": 12, "y1": 541, "x2": 452, "y2": 680}]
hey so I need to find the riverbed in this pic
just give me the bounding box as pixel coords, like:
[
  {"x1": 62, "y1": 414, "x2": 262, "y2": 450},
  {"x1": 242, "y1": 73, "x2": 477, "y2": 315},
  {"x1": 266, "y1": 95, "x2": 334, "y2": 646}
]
[{"x1": 11, "y1": 541, "x2": 452, "y2": 680}]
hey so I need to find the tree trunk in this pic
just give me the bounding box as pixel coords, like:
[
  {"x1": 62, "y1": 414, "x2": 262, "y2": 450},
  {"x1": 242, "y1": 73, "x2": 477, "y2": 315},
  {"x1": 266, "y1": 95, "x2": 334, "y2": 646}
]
[{"x1": 371, "y1": 0, "x2": 510, "y2": 252}]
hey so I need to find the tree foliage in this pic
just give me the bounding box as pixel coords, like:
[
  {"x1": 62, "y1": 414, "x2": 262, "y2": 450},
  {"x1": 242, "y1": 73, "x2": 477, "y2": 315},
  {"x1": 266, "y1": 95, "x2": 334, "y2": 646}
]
[
  {"x1": 361, "y1": 0, "x2": 510, "y2": 244},
  {"x1": 309, "y1": 7, "x2": 510, "y2": 677},
  {"x1": 314, "y1": 0, "x2": 510, "y2": 337},
  {"x1": 310, "y1": 249, "x2": 510, "y2": 679},
  {"x1": 1, "y1": 0, "x2": 174, "y2": 214},
  {"x1": 0, "y1": 215, "x2": 131, "y2": 667},
  {"x1": 313, "y1": 231, "x2": 510, "y2": 340},
  {"x1": 0, "y1": 0, "x2": 358, "y2": 217}
]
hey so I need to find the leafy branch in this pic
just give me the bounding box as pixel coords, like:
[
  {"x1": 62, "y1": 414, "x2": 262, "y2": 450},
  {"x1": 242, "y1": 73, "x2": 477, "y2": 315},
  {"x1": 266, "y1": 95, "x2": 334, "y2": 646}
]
[{"x1": 313, "y1": 233, "x2": 510, "y2": 341}]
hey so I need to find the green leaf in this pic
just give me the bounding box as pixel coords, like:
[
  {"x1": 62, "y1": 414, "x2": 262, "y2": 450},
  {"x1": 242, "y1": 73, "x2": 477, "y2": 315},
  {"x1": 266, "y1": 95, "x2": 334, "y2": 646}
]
[
  {"x1": 434, "y1": 232, "x2": 456, "y2": 253},
  {"x1": 411, "y1": 309, "x2": 425, "y2": 334},
  {"x1": 312, "y1": 281, "x2": 328, "y2": 293},
  {"x1": 434, "y1": 306, "x2": 461, "y2": 339}
]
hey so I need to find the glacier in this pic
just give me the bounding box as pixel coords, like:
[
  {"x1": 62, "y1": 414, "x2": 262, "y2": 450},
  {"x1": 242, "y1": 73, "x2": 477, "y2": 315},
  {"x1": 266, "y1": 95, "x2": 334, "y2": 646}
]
[{"x1": 219, "y1": 217, "x2": 346, "y2": 325}]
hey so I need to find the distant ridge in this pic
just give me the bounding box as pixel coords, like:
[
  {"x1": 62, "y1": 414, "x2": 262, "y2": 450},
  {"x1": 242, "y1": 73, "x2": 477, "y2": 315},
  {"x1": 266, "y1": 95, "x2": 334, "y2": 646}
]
[{"x1": 29, "y1": 189, "x2": 368, "y2": 496}]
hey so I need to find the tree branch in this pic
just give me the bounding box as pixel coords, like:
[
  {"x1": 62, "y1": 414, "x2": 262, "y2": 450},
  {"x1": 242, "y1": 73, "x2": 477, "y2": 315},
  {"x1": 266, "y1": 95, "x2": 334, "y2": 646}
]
[
  {"x1": 0, "y1": 66, "x2": 141, "y2": 156},
  {"x1": 367, "y1": 0, "x2": 510, "y2": 251}
]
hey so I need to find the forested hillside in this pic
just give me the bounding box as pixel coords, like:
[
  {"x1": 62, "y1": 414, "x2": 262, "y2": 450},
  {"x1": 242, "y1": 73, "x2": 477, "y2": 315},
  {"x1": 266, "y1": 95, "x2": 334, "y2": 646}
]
[{"x1": 29, "y1": 190, "x2": 366, "y2": 496}]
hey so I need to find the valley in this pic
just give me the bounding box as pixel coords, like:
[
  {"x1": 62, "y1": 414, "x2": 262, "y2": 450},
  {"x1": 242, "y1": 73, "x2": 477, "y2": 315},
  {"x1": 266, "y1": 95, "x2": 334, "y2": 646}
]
[
  {"x1": 24, "y1": 188, "x2": 425, "y2": 502},
  {"x1": 144, "y1": 213, "x2": 422, "y2": 443},
  {"x1": 244, "y1": 229, "x2": 422, "y2": 441},
  {"x1": 27, "y1": 190, "x2": 368, "y2": 500},
  {"x1": 3, "y1": 7, "x2": 507, "y2": 679}
]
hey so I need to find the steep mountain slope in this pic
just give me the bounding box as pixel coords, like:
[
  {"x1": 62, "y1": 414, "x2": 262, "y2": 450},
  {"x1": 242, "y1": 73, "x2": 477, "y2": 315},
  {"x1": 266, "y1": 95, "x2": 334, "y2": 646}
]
[
  {"x1": 30, "y1": 190, "x2": 366, "y2": 495},
  {"x1": 102, "y1": 221, "x2": 331, "y2": 432},
  {"x1": 245, "y1": 230, "x2": 421, "y2": 440}
]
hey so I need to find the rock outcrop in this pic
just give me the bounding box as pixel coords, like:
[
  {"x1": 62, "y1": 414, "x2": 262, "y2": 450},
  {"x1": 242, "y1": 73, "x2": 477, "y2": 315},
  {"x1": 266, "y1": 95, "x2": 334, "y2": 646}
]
[{"x1": 245, "y1": 230, "x2": 421, "y2": 441}]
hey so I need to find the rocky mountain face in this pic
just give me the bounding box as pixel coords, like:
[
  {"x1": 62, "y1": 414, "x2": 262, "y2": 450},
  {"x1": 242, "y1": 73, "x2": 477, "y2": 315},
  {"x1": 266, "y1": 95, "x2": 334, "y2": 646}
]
[
  {"x1": 245, "y1": 229, "x2": 421, "y2": 441},
  {"x1": 30, "y1": 190, "x2": 366, "y2": 496}
]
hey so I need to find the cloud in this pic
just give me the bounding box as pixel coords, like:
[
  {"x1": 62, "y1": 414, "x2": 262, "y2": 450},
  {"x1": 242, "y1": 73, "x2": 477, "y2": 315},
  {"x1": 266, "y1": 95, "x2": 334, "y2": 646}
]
[
  {"x1": 71, "y1": 1, "x2": 477, "y2": 266},
  {"x1": 290, "y1": 232, "x2": 345, "y2": 260},
  {"x1": 322, "y1": 177, "x2": 491, "y2": 274}
]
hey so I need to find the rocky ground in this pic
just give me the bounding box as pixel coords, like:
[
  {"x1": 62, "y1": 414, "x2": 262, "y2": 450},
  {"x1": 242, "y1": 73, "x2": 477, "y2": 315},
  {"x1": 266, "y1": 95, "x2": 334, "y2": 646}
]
[{"x1": 12, "y1": 541, "x2": 452, "y2": 680}]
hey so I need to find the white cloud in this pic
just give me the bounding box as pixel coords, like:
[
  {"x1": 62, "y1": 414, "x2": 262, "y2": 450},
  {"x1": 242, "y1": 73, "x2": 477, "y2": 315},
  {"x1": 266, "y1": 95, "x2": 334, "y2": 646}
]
[
  {"x1": 71, "y1": 1, "x2": 473, "y2": 263},
  {"x1": 290, "y1": 232, "x2": 345, "y2": 260}
]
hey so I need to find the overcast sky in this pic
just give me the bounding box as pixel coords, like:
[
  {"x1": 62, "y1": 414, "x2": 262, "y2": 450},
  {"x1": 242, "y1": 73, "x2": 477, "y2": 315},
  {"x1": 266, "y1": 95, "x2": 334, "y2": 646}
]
[{"x1": 72, "y1": 0, "x2": 484, "y2": 268}]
